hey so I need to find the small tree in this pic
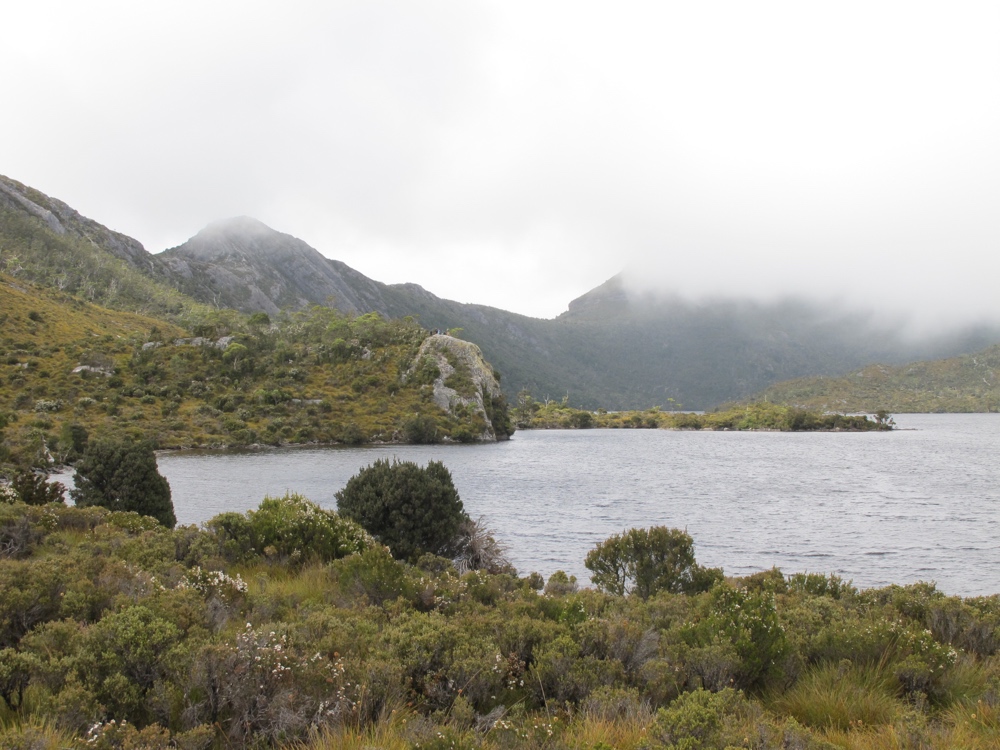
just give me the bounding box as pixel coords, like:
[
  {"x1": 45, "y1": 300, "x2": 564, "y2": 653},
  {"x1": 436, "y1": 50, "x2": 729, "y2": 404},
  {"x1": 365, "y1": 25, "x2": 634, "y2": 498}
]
[
  {"x1": 585, "y1": 526, "x2": 722, "y2": 599},
  {"x1": 71, "y1": 438, "x2": 176, "y2": 527},
  {"x1": 10, "y1": 471, "x2": 65, "y2": 506},
  {"x1": 336, "y1": 459, "x2": 468, "y2": 561},
  {"x1": 873, "y1": 410, "x2": 896, "y2": 429},
  {"x1": 402, "y1": 414, "x2": 440, "y2": 444}
]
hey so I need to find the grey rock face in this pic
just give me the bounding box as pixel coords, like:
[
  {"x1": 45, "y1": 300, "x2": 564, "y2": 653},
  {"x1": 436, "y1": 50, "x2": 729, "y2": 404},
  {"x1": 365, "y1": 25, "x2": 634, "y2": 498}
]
[
  {"x1": 158, "y1": 217, "x2": 396, "y2": 317},
  {"x1": 0, "y1": 175, "x2": 159, "y2": 272},
  {"x1": 406, "y1": 334, "x2": 505, "y2": 441}
]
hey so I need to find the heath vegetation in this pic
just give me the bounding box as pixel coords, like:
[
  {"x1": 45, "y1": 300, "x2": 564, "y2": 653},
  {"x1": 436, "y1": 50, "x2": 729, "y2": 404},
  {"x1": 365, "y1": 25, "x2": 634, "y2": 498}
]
[{"x1": 0, "y1": 275, "x2": 511, "y2": 474}]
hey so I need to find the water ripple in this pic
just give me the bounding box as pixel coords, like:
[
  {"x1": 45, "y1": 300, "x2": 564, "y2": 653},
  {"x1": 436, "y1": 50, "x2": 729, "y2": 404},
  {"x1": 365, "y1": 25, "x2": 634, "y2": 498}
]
[{"x1": 69, "y1": 412, "x2": 1000, "y2": 598}]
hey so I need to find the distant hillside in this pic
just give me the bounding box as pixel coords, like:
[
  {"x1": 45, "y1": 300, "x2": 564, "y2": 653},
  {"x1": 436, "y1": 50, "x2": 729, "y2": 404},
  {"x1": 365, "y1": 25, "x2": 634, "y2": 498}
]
[
  {"x1": 0, "y1": 275, "x2": 511, "y2": 470},
  {"x1": 0, "y1": 175, "x2": 200, "y2": 320},
  {"x1": 6, "y1": 173, "x2": 1000, "y2": 410},
  {"x1": 158, "y1": 221, "x2": 1000, "y2": 409},
  {"x1": 754, "y1": 345, "x2": 1000, "y2": 413}
]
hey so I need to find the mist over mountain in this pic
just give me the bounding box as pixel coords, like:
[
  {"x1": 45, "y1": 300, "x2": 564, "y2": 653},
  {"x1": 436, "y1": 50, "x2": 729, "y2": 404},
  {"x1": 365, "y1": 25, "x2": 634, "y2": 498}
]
[
  {"x1": 4, "y1": 173, "x2": 999, "y2": 410},
  {"x1": 150, "y1": 215, "x2": 1000, "y2": 409}
]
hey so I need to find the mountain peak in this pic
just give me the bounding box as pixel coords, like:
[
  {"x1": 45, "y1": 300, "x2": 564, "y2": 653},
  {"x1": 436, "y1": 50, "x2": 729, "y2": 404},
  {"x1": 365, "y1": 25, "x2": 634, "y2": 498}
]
[
  {"x1": 157, "y1": 216, "x2": 396, "y2": 317},
  {"x1": 200, "y1": 215, "x2": 276, "y2": 238},
  {"x1": 163, "y1": 216, "x2": 299, "y2": 263},
  {"x1": 562, "y1": 274, "x2": 629, "y2": 318}
]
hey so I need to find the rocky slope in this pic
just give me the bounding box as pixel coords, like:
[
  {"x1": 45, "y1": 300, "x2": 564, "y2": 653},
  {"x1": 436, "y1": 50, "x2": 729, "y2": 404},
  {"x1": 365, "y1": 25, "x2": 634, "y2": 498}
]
[
  {"x1": 0, "y1": 175, "x2": 199, "y2": 317},
  {"x1": 158, "y1": 217, "x2": 398, "y2": 316},
  {"x1": 0, "y1": 175, "x2": 154, "y2": 271}
]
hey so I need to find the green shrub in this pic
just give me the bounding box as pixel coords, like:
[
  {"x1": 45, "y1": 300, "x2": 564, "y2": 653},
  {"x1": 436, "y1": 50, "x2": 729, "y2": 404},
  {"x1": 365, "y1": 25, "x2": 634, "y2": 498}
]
[
  {"x1": 207, "y1": 492, "x2": 374, "y2": 565},
  {"x1": 402, "y1": 413, "x2": 440, "y2": 444},
  {"x1": 76, "y1": 605, "x2": 182, "y2": 723},
  {"x1": 544, "y1": 570, "x2": 579, "y2": 597},
  {"x1": 787, "y1": 572, "x2": 856, "y2": 600},
  {"x1": 532, "y1": 633, "x2": 627, "y2": 704},
  {"x1": 70, "y1": 437, "x2": 175, "y2": 528},
  {"x1": 10, "y1": 470, "x2": 65, "y2": 505},
  {"x1": 336, "y1": 459, "x2": 469, "y2": 561},
  {"x1": 650, "y1": 687, "x2": 755, "y2": 749},
  {"x1": 585, "y1": 527, "x2": 722, "y2": 599},
  {"x1": 682, "y1": 583, "x2": 788, "y2": 690},
  {"x1": 330, "y1": 545, "x2": 415, "y2": 606}
]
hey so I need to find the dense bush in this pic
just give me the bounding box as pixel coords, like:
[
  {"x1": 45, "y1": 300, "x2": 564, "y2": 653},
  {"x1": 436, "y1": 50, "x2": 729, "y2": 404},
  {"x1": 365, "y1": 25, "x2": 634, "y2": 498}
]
[
  {"x1": 336, "y1": 459, "x2": 469, "y2": 561},
  {"x1": 207, "y1": 492, "x2": 374, "y2": 565},
  {"x1": 9, "y1": 470, "x2": 65, "y2": 506},
  {"x1": 585, "y1": 526, "x2": 723, "y2": 598},
  {"x1": 0, "y1": 501, "x2": 994, "y2": 749},
  {"x1": 70, "y1": 438, "x2": 175, "y2": 528},
  {"x1": 402, "y1": 414, "x2": 440, "y2": 444}
]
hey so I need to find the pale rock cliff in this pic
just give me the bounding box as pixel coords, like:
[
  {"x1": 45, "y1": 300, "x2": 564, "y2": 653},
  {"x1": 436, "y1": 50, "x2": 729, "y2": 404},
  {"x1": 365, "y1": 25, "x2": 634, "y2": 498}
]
[{"x1": 407, "y1": 334, "x2": 508, "y2": 441}]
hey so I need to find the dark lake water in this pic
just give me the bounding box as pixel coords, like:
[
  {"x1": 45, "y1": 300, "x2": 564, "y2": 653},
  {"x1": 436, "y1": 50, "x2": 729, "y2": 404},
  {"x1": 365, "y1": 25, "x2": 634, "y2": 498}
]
[{"x1": 60, "y1": 414, "x2": 1000, "y2": 596}]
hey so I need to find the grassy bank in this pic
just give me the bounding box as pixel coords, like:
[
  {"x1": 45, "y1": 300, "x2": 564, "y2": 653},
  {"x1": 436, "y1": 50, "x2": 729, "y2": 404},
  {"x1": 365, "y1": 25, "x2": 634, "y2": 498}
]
[{"x1": 1, "y1": 276, "x2": 510, "y2": 472}]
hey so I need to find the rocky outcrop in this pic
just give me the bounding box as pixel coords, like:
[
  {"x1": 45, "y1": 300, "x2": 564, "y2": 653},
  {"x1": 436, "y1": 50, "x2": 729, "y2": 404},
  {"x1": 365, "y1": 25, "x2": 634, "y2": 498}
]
[
  {"x1": 406, "y1": 334, "x2": 510, "y2": 441},
  {"x1": 157, "y1": 217, "x2": 397, "y2": 316},
  {"x1": 0, "y1": 175, "x2": 159, "y2": 273}
]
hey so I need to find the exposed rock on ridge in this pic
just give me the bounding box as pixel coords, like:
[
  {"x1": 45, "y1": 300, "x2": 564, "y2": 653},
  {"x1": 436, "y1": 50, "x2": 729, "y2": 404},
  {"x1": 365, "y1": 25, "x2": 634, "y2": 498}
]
[
  {"x1": 0, "y1": 175, "x2": 156, "y2": 272},
  {"x1": 158, "y1": 217, "x2": 396, "y2": 316},
  {"x1": 407, "y1": 334, "x2": 509, "y2": 441}
]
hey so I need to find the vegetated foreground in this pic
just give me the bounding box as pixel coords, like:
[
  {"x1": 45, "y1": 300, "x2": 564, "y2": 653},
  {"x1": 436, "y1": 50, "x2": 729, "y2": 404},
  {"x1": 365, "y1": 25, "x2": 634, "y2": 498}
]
[
  {"x1": 513, "y1": 396, "x2": 895, "y2": 432},
  {"x1": 0, "y1": 491, "x2": 996, "y2": 749}
]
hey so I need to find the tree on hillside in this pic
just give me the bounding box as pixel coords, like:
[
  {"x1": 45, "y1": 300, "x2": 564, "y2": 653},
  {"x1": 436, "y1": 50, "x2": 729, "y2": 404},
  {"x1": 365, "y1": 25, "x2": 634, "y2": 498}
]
[
  {"x1": 71, "y1": 438, "x2": 175, "y2": 527},
  {"x1": 336, "y1": 458, "x2": 468, "y2": 561}
]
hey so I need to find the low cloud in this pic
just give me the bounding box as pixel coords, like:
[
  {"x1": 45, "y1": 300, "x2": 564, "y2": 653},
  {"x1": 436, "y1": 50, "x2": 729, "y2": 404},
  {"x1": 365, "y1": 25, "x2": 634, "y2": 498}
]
[{"x1": 3, "y1": 1, "x2": 998, "y2": 329}]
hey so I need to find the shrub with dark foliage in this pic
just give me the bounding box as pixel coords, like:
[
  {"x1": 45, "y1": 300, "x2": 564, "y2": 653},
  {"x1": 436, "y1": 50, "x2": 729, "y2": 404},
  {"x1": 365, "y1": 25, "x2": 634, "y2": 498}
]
[
  {"x1": 71, "y1": 438, "x2": 175, "y2": 527},
  {"x1": 10, "y1": 471, "x2": 65, "y2": 506},
  {"x1": 336, "y1": 458, "x2": 468, "y2": 561}
]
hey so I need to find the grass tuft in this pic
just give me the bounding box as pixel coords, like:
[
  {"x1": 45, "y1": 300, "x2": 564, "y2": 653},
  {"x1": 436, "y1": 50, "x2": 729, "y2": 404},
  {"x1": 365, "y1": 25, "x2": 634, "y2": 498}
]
[{"x1": 768, "y1": 661, "x2": 904, "y2": 731}]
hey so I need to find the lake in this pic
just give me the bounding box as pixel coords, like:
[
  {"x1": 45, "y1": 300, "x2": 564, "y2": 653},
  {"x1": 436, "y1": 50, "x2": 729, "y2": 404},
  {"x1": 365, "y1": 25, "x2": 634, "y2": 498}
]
[{"x1": 60, "y1": 414, "x2": 1000, "y2": 597}]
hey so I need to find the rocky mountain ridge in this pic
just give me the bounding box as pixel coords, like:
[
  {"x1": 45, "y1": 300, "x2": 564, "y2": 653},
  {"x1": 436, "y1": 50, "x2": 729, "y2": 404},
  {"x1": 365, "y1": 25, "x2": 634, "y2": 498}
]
[
  {"x1": 0, "y1": 176, "x2": 157, "y2": 272},
  {"x1": 159, "y1": 217, "x2": 399, "y2": 316},
  {"x1": 5, "y1": 172, "x2": 1000, "y2": 410}
]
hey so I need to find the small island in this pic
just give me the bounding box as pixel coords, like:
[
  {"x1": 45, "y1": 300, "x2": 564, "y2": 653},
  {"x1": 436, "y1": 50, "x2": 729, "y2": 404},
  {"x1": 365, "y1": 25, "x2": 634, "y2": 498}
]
[{"x1": 513, "y1": 395, "x2": 894, "y2": 432}]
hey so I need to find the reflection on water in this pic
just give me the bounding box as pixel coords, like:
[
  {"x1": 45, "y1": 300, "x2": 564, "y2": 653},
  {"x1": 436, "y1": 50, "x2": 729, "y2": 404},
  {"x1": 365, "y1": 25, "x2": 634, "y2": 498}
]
[{"x1": 57, "y1": 414, "x2": 1000, "y2": 596}]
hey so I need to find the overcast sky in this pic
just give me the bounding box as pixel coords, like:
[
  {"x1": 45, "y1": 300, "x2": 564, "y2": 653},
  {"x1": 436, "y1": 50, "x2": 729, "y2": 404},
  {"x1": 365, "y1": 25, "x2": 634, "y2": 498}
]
[{"x1": 3, "y1": 1, "x2": 999, "y2": 325}]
